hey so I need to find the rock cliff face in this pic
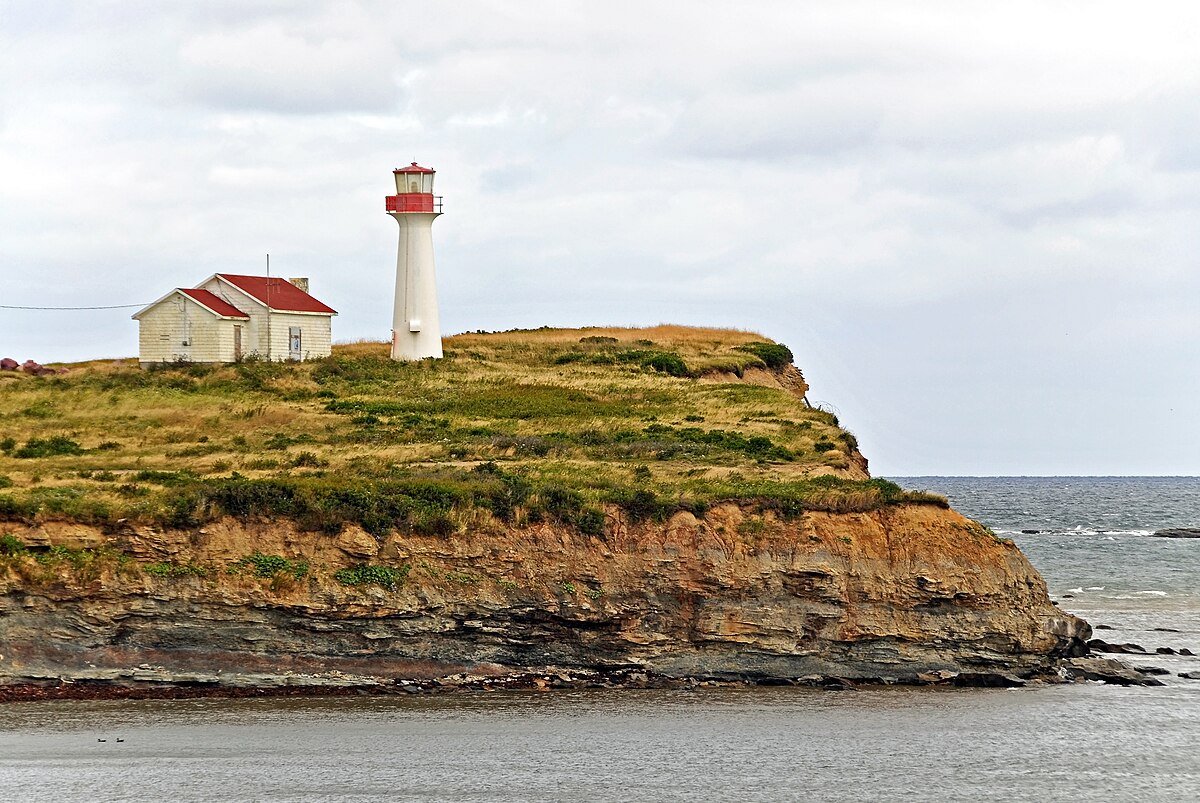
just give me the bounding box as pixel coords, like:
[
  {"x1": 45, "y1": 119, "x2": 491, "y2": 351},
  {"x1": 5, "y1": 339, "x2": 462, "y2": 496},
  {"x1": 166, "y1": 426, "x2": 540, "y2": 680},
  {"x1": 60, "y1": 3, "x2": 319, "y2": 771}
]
[{"x1": 0, "y1": 503, "x2": 1088, "y2": 686}]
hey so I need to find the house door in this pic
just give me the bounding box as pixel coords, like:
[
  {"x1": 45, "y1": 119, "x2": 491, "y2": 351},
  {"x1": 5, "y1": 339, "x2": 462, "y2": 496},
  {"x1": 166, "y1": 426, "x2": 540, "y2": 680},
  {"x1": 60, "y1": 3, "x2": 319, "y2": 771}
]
[
  {"x1": 233, "y1": 325, "x2": 242, "y2": 361},
  {"x1": 288, "y1": 327, "x2": 302, "y2": 360}
]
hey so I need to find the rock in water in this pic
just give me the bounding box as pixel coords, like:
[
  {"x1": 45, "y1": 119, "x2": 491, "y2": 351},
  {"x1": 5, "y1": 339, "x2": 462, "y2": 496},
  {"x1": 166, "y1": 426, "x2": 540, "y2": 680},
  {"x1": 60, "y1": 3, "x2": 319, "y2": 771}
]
[
  {"x1": 1132, "y1": 666, "x2": 1171, "y2": 676},
  {"x1": 1087, "y1": 639, "x2": 1147, "y2": 654},
  {"x1": 1062, "y1": 657, "x2": 1165, "y2": 686},
  {"x1": 1153, "y1": 528, "x2": 1200, "y2": 538}
]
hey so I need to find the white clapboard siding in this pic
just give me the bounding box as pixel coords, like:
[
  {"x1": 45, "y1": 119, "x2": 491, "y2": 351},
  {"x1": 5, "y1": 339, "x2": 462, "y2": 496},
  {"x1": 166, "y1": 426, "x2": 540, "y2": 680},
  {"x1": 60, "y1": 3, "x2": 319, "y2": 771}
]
[
  {"x1": 267, "y1": 312, "x2": 333, "y2": 360},
  {"x1": 136, "y1": 295, "x2": 241, "y2": 367}
]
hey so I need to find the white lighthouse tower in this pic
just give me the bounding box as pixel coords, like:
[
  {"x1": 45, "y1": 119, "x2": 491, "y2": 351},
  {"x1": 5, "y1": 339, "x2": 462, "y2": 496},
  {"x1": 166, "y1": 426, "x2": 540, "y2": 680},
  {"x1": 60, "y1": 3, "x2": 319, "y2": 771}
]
[{"x1": 386, "y1": 162, "x2": 443, "y2": 360}]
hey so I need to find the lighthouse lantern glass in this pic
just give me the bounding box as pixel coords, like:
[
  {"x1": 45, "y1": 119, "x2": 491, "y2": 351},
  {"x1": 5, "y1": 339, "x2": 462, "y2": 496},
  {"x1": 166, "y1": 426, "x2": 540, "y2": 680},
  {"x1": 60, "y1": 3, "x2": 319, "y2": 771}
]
[{"x1": 395, "y1": 170, "x2": 435, "y2": 195}]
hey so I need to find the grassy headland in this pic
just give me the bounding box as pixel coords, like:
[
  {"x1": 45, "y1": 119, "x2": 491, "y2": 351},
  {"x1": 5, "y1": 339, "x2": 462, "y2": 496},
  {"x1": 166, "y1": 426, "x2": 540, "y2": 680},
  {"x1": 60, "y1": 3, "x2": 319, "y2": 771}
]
[{"x1": 0, "y1": 326, "x2": 944, "y2": 540}]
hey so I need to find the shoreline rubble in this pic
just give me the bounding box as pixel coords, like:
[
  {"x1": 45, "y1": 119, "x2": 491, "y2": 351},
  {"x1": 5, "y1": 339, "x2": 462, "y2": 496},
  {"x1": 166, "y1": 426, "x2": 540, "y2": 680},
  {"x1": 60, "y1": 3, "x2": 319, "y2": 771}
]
[{"x1": 0, "y1": 655, "x2": 1171, "y2": 704}]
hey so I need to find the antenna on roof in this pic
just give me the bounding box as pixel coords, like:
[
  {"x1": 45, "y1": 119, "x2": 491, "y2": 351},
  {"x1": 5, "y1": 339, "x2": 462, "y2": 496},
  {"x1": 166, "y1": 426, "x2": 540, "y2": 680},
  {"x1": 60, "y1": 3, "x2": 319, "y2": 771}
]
[{"x1": 266, "y1": 253, "x2": 271, "y2": 361}]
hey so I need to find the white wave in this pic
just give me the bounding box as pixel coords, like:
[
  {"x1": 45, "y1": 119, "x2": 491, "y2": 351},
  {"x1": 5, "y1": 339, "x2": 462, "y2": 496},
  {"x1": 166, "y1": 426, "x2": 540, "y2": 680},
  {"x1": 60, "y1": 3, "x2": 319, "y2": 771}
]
[
  {"x1": 1007, "y1": 528, "x2": 1158, "y2": 537},
  {"x1": 1134, "y1": 590, "x2": 1168, "y2": 596},
  {"x1": 1085, "y1": 586, "x2": 1105, "y2": 591}
]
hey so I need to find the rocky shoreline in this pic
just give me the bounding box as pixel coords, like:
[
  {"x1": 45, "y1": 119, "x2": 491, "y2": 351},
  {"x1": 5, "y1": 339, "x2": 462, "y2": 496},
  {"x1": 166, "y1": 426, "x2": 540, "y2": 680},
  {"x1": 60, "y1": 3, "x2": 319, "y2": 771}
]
[
  {"x1": 2, "y1": 650, "x2": 1184, "y2": 705},
  {"x1": 1, "y1": 506, "x2": 1098, "y2": 700},
  {"x1": 1153, "y1": 528, "x2": 1200, "y2": 538}
]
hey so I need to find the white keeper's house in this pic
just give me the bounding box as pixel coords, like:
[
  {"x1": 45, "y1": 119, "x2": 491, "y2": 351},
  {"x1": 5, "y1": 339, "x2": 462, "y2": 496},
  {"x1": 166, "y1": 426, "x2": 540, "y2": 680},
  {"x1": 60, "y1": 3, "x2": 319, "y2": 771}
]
[{"x1": 132, "y1": 274, "x2": 337, "y2": 367}]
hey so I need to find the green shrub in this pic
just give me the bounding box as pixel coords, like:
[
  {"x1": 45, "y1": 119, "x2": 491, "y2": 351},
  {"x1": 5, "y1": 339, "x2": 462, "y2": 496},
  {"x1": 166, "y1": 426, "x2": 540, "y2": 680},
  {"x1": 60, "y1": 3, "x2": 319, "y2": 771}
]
[
  {"x1": 479, "y1": 466, "x2": 532, "y2": 522},
  {"x1": 641, "y1": 424, "x2": 794, "y2": 462},
  {"x1": 13, "y1": 436, "x2": 84, "y2": 458},
  {"x1": 32, "y1": 545, "x2": 128, "y2": 575},
  {"x1": 144, "y1": 561, "x2": 209, "y2": 579},
  {"x1": 334, "y1": 563, "x2": 409, "y2": 591},
  {"x1": 734, "y1": 342, "x2": 794, "y2": 369},
  {"x1": 230, "y1": 552, "x2": 309, "y2": 580},
  {"x1": 263, "y1": 432, "x2": 316, "y2": 450},
  {"x1": 147, "y1": 359, "x2": 215, "y2": 378},
  {"x1": 574, "y1": 507, "x2": 605, "y2": 537},
  {"x1": 289, "y1": 451, "x2": 328, "y2": 468},
  {"x1": 232, "y1": 358, "x2": 293, "y2": 392},
  {"x1": 611, "y1": 488, "x2": 667, "y2": 523},
  {"x1": 20, "y1": 400, "x2": 59, "y2": 419},
  {"x1": 0, "y1": 475, "x2": 13, "y2": 489},
  {"x1": 154, "y1": 475, "x2": 478, "y2": 536},
  {"x1": 532, "y1": 484, "x2": 605, "y2": 535},
  {"x1": 552, "y1": 351, "x2": 588, "y2": 366},
  {"x1": 244, "y1": 458, "x2": 280, "y2": 470},
  {"x1": 311, "y1": 353, "x2": 416, "y2": 385},
  {"x1": 0, "y1": 534, "x2": 27, "y2": 555},
  {"x1": 551, "y1": 348, "x2": 689, "y2": 377},
  {"x1": 5, "y1": 486, "x2": 114, "y2": 523},
  {"x1": 641, "y1": 351, "x2": 690, "y2": 377}
]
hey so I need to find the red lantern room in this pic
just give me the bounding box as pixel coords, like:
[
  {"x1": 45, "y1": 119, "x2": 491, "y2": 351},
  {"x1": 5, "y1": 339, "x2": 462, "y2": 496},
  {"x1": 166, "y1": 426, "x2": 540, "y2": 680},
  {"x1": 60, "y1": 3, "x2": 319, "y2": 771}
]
[{"x1": 386, "y1": 162, "x2": 442, "y2": 213}]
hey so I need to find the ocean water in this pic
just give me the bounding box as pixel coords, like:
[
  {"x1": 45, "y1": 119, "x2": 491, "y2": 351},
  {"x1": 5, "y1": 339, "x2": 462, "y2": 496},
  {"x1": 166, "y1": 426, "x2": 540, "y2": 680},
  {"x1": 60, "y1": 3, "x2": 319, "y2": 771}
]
[
  {"x1": 895, "y1": 476, "x2": 1200, "y2": 654},
  {"x1": 1, "y1": 477, "x2": 1198, "y2": 802}
]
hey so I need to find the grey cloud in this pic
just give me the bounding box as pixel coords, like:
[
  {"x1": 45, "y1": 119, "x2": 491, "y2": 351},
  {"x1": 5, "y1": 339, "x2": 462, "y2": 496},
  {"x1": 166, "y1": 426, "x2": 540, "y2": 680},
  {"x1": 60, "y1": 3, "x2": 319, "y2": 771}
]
[{"x1": 3, "y1": 1, "x2": 1200, "y2": 473}]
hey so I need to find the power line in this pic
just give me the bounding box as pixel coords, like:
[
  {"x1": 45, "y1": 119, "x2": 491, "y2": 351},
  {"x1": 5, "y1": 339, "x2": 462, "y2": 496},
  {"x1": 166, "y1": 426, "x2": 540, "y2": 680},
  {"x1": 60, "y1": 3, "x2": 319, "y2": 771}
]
[{"x1": 0, "y1": 303, "x2": 152, "y2": 309}]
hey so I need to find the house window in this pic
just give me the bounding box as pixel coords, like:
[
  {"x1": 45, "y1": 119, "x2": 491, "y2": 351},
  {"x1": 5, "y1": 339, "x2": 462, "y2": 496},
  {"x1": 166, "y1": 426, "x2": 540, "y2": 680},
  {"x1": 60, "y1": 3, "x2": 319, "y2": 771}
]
[{"x1": 289, "y1": 327, "x2": 302, "y2": 360}]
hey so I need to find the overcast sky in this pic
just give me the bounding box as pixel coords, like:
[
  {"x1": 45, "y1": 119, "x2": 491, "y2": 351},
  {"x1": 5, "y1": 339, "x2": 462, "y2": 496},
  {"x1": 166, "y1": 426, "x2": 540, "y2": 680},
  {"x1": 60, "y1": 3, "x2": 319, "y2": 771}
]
[{"x1": 1, "y1": 1, "x2": 1198, "y2": 476}]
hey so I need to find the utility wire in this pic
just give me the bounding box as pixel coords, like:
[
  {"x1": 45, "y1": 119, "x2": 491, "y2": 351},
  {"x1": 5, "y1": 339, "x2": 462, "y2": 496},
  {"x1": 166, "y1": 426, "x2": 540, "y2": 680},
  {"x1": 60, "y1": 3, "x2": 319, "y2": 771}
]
[{"x1": 0, "y1": 303, "x2": 150, "y2": 310}]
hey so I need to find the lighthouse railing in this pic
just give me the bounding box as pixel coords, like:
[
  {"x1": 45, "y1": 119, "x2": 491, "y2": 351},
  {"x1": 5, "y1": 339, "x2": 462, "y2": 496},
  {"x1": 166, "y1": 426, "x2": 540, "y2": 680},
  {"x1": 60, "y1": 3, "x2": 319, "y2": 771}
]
[{"x1": 385, "y1": 195, "x2": 443, "y2": 213}]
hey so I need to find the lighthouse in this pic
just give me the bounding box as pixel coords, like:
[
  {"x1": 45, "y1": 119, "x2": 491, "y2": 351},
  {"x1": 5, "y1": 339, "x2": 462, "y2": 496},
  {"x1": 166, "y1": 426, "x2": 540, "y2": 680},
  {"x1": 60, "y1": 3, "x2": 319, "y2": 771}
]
[{"x1": 386, "y1": 162, "x2": 444, "y2": 360}]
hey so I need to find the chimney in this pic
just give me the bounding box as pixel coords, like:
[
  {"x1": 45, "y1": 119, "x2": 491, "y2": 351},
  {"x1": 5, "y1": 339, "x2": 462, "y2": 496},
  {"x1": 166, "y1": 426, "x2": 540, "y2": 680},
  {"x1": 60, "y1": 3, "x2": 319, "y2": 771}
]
[{"x1": 287, "y1": 277, "x2": 309, "y2": 293}]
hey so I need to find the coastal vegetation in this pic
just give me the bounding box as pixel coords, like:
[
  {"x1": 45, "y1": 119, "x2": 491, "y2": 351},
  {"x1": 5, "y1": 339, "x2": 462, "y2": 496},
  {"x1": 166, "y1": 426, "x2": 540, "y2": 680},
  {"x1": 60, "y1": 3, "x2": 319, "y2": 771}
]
[{"x1": 0, "y1": 326, "x2": 945, "y2": 541}]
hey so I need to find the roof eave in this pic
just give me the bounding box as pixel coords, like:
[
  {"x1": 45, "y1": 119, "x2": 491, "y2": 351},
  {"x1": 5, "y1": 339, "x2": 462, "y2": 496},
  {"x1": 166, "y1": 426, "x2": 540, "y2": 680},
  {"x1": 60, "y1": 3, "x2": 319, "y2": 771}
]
[{"x1": 266, "y1": 308, "x2": 338, "y2": 317}]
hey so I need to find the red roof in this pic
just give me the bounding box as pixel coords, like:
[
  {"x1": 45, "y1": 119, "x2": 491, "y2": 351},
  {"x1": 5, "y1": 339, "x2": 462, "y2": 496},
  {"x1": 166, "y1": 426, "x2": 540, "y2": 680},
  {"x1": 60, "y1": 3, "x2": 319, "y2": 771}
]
[
  {"x1": 214, "y1": 274, "x2": 337, "y2": 314},
  {"x1": 179, "y1": 288, "x2": 250, "y2": 319},
  {"x1": 394, "y1": 162, "x2": 435, "y2": 173}
]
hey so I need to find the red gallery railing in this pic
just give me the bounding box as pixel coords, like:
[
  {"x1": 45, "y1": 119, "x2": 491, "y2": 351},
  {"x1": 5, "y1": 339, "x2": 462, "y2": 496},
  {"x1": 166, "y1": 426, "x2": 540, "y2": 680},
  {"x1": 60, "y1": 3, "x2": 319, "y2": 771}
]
[{"x1": 385, "y1": 195, "x2": 443, "y2": 213}]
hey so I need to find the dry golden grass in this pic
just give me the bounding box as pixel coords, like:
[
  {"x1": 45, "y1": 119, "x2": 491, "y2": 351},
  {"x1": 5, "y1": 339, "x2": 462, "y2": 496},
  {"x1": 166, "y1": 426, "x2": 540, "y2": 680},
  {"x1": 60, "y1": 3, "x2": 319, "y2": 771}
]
[
  {"x1": 447, "y1": 324, "x2": 768, "y2": 353},
  {"x1": 0, "y1": 326, "x2": 888, "y2": 529}
]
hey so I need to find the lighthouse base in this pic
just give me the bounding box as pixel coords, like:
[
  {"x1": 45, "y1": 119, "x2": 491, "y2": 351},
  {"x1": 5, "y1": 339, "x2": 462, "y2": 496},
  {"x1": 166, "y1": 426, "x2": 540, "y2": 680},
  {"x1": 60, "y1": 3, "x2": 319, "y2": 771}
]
[{"x1": 391, "y1": 329, "x2": 443, "y2": 361}]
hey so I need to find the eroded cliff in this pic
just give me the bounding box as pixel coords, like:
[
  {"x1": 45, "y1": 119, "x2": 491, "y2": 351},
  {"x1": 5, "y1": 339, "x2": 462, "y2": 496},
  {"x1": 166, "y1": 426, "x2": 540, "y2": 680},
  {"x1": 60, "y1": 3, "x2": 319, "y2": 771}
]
[{"x1": 0, "y1": 503, "x2": 1088, "y2": 689}]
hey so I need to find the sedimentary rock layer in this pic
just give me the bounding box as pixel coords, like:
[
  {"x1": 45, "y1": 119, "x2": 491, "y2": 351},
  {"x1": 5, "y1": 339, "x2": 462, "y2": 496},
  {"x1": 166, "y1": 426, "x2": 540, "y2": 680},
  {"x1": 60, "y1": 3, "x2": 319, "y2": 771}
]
[{"x1": 0, "y1": 504, "x2": 1089, "y2": 686}]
